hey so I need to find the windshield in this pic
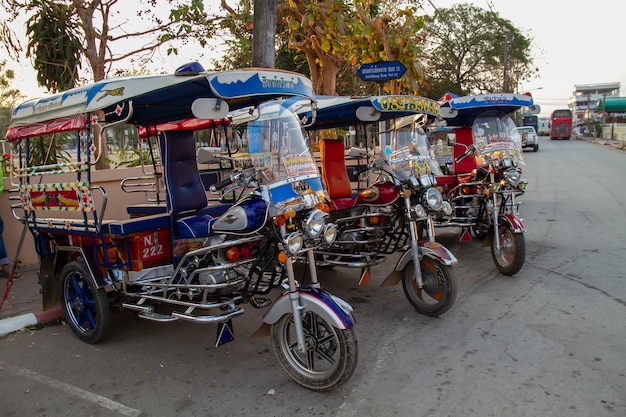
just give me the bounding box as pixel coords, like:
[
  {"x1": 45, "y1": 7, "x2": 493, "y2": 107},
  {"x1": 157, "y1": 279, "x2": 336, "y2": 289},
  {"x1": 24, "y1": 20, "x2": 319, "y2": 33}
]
[
  {"x1": 231, "y1": 100, "x2": 326, "y2": 212},
  {"x1": 471, "y1": 111, "x2": 525, "y2": 167},
  {"x1": 380, "y1": 115, "x2": 443, "y2": 181}
]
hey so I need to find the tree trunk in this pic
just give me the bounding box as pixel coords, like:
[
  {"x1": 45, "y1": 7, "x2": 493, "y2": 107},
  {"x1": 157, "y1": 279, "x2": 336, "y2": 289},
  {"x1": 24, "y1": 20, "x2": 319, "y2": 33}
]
[{"x1": 252, "y1": 0, "x2": 276, "y2": 68}]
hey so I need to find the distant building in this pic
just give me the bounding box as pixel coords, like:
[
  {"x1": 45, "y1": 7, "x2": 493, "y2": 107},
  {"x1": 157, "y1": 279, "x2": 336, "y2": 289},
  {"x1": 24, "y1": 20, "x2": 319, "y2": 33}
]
[{"x1": 568, "y1": 82, "x2": 620, "y2": 125}]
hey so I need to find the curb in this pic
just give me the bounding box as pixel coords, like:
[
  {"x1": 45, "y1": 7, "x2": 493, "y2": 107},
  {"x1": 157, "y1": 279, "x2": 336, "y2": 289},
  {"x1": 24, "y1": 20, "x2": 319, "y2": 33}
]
[{"x1": 0, "y1": 307, "x2": 64, "y2": 337}]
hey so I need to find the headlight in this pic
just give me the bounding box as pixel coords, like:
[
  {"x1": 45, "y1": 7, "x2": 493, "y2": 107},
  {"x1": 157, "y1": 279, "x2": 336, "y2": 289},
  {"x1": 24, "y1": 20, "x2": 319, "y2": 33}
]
[
  {"x1": 424, "y1": 187, "x2": 443, "y2": 211},
  {"x1": 505, "y1": 168, "x2": 521, "y2": 187},
  {"x1": 323, "y1": 223, "x2": 338, "y2": 244},
  {"x1": 413, "y1": 204, "x2": 427, "y2": 218},
  {"x1": 305, "y1": 209, "x2": 327, "y2": 237},
  {"x1": 419, "y1": 174, "x2": 433, "y2": 187},
  {"x1": 442, "y1": 201, "x2": 452, "y2": 215},
  {"x1": 518, "y1": 180, "x2": 528, "y2": 192},
  {"x1": 284, "y1": 232, "x2": 304, "y2": 255}
]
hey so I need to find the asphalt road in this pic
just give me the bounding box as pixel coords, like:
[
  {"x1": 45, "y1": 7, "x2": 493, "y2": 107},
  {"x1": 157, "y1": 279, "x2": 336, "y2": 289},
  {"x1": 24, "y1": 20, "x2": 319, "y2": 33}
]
[{"x1": 0, "y1": 136, "x2": 624, "y2": 417}]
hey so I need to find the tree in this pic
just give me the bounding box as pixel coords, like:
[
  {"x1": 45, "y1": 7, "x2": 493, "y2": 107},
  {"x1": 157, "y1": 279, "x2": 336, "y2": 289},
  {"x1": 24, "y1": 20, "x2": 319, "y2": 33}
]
[
  {"x1": 214, "y1": 0, "x2": 309, "y2": 76},
  {"x1": 343, "y1": 1, "x2": 427, "y2": 95},
  {"x1": 276, "y1": 0, "x2": 427, "y2": 96},
  {"x1": 420, "y1": 3, "x2": 537, "y2": 98},
  {"x1": 0, "y1": 60, "x2": 23, "y2": 142},
  {"x1": 252, "y1": 0, "x2": 276, "y2": 68},
  {"x1": 214, "y1": 0, "x2": 254, "y2": 70},
  {"x1": 0, "y1": 0, "x2": 218, "y2": 168},
  {"x1": 24, "y1": 1, "x2": 82, "y2": 92}
]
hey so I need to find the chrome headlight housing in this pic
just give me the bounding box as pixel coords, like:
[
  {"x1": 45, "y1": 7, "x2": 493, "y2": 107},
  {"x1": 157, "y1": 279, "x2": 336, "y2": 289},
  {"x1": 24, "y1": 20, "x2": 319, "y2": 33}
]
[
  {"x1": 505, "y1": 168, "x2": 522, "y2": 187},
  {"x1": 442, "y1": 201, "x2": 452, "y2": 215},
  {"x1": 424, "y1": 187, "x2": 443, "y2": 211},
  {"x1": 284, "y1": 232, "x2": 304, "y2": 255},
  {"x1": 304, "y1": 209, "x2": 327, "y2": 238},
  {"x1": 413, "y1": 204, "x2": 427, "y2": 218},
  {"x1": 323, "y1": 223, "x2": 338, "y2": 244}
]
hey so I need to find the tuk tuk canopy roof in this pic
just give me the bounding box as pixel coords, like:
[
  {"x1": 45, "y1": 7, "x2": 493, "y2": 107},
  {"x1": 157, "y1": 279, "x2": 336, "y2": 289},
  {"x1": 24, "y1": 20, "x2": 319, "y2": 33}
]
[
  {"x1": 299, "y1": 95, "x2": 442, "y2": 130},
  {"x1": 6, "y1": 66, "x2": 314, "y2": 141},
  {"x1": 441, "y1": 93, "x2": 535, "y2": 127},
  {"x1": 596, "y1": 97, "x2": 626, "y2": 112}
]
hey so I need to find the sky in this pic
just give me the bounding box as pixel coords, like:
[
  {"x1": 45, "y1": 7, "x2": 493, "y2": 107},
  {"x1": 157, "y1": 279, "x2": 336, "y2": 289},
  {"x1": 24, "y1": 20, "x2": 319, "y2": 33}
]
[
  {"x1": 2, "y1": 0, "x2": 625, "y2": 118},
  {"x1": 425, "y1": 0, "x2": 626, "y2": 116}
]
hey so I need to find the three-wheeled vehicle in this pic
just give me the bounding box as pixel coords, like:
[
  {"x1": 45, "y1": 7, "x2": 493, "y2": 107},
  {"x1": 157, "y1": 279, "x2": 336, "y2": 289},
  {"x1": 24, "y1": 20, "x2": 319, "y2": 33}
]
[
  {"x1": 5, "y1": 63, "x2": 357, "y2": 391},
  {"x1": 297, "y1": 95, "x2": 458, "y2": 316},
  {"x1": 433, "y1": 93, "x2": 536, "y2": 275}
]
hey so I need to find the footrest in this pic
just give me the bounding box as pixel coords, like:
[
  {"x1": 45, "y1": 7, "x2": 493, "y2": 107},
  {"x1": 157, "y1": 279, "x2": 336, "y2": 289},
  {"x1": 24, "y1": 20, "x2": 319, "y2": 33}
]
[
  {"x1": 138, "y1": 310, "x2": 179, "y2": 322},
  {"x1": 172, "y1": 307, "x2": 245, "y2": 324}
]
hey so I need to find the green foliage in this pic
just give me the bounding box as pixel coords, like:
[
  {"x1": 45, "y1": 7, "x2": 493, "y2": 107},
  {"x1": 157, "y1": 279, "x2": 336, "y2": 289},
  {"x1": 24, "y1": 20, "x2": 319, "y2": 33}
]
[
  {"x1": 0, "y1": 60, "x2": 23, "y2": 141},
  {"x1": 421, "y1": 3, "x2": 537, "y2": 97},
  {"x1": 25, "y1": 0, "x2": 82, "y2": 92},
  {"x1": 26, "y1": 133, "x2": 72, "y2": 166}
]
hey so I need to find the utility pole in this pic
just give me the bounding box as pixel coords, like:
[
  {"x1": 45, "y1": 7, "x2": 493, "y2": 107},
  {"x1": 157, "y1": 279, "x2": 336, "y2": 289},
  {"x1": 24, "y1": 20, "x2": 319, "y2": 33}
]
[
  {"x1": 252, "y1": 0, "x2": 276, "y2": 68},
  {"x1": 503, "y1": 31, "x2": 512, "y2": 92}
]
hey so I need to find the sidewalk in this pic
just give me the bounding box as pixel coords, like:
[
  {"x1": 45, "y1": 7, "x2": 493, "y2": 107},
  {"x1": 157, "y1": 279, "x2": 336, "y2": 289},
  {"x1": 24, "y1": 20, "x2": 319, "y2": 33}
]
[
  {"x1": 0, "y1": 265, "x2": 63, "y2": 337},
  {"x1": 577, "y1": 135, "x2": 626, "y2": 150}
]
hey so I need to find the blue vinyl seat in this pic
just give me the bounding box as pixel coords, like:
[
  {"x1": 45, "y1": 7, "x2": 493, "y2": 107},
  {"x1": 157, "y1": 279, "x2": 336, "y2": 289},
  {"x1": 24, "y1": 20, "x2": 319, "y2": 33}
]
[{"x1": 160, "y1": 130, "x2": 219, "y2": 238}]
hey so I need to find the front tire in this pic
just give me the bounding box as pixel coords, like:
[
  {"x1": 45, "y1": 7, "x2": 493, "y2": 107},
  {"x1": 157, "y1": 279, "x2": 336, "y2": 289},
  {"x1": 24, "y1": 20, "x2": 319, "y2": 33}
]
[
  {"x1": 491, "y1": 224, "x2": 526, "y2": 276},
  {"x1": 402, "y1": 257, "x2": 457, "y2": 317},
  {"x1": 59, "y1": 261, "x2": 110, "y2": 344},
  {"x1": 270, "y1": 311, "x2": 358, "y2": 391}
]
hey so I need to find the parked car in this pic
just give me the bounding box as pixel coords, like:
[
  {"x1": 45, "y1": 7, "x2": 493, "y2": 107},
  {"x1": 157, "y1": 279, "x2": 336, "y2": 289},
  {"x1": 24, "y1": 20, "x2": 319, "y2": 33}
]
[{"x1": 515, "y1": 126, "x2": 539, "y2": 152}]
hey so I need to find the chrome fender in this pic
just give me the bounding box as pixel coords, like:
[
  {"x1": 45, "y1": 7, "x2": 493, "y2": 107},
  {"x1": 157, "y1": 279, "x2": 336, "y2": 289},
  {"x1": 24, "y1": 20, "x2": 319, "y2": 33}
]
[
  {"x1": 501, "y1": 213, "x2": 525, "y2": 233},
  {"x1": 381, "y1": 241, "x2": 457, "y2": 287},
  {"x1": 263, "y1": 288, "x2": 355, "y2": 329},
  {"x1": 250, "y1": 288, "x2": 355, "y2": 341}
]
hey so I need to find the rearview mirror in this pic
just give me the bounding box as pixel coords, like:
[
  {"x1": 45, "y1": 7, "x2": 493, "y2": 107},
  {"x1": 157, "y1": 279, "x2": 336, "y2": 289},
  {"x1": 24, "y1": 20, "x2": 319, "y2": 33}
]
[
  {"x1": 192, "y1": 98, "x2": 230, "y2": 120},
  {"x1": 355, "y1": 106, "x2": 381, "y2": 122},
  {"x1": 197, "y1": 147, "x2": 223, "y2": 164}
]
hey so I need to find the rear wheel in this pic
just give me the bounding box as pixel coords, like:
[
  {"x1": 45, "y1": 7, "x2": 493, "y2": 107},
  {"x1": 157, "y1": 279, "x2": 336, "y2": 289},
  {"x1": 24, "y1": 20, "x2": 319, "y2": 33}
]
[
  {"x1": 59, "y1": 261, "x2": 110, "y2": 343},
  {"x1": 271, "y1": 311, "x2": 358, "y2": 391},
  {"x1": 402, "y1": 257, "x2": 457, "y2": 317},
  {"x1": 491, "y1": 224, "x2": 526, "y2": 276}
]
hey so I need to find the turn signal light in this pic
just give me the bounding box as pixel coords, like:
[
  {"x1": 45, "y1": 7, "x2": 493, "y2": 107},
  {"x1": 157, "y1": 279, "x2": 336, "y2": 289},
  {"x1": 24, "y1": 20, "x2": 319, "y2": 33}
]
[
  {"x1": 275, "y1": 214, "x2": 286, "y2": 226},
  {"x1": 277, "y1": 251, "x2": 287, "y2": 264},
  {"x1": 370, "y1": 216, "x2": 380, "y2": 225},
  {"x1": 226, "y1": 247, "x2": 241, "y2": 261},
  {"x1": 317, "y1": 202, "x2": 330, "y2": 213}
]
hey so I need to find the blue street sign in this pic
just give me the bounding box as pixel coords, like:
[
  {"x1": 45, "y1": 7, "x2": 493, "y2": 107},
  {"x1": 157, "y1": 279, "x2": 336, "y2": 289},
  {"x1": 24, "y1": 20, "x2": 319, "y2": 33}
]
[{"x1": 357, "y1": 61, "x2": 407, "y2": 82}]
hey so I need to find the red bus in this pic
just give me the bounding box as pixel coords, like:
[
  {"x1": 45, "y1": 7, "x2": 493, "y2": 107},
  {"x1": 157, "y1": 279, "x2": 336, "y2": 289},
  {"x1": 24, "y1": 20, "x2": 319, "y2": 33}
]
[{"x1": 550, "y1": 109, "x2": 572, "y2": 140}]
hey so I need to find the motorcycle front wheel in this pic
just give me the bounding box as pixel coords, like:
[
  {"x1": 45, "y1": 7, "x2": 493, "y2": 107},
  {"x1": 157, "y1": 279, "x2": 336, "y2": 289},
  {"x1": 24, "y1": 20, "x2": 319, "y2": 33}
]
[
  {"x1": 491, "y1": 224, "x2": 526, "y2": 276},
  {"x1": 402, "y1": 257, "x2": 457, "y2": 317},
  {"x1": 270, "y1": 311, "x2": 358, "y2": 391},
  {"x1": 59, "y1": 261, "x2": 110, "y2": 344}
]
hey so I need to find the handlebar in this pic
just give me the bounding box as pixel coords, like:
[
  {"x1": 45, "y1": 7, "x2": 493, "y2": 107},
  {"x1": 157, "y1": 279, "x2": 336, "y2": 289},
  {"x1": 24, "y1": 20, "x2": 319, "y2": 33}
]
[
  {"x1": 352, "y1": 165, "x2": 372, "y2": 177},
  {"x1": 210, "y1": 177, "x2": 234, "y2": 192},
  {"x1": 455, "y1": 144, "x2": 475, "y2": 163}
]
